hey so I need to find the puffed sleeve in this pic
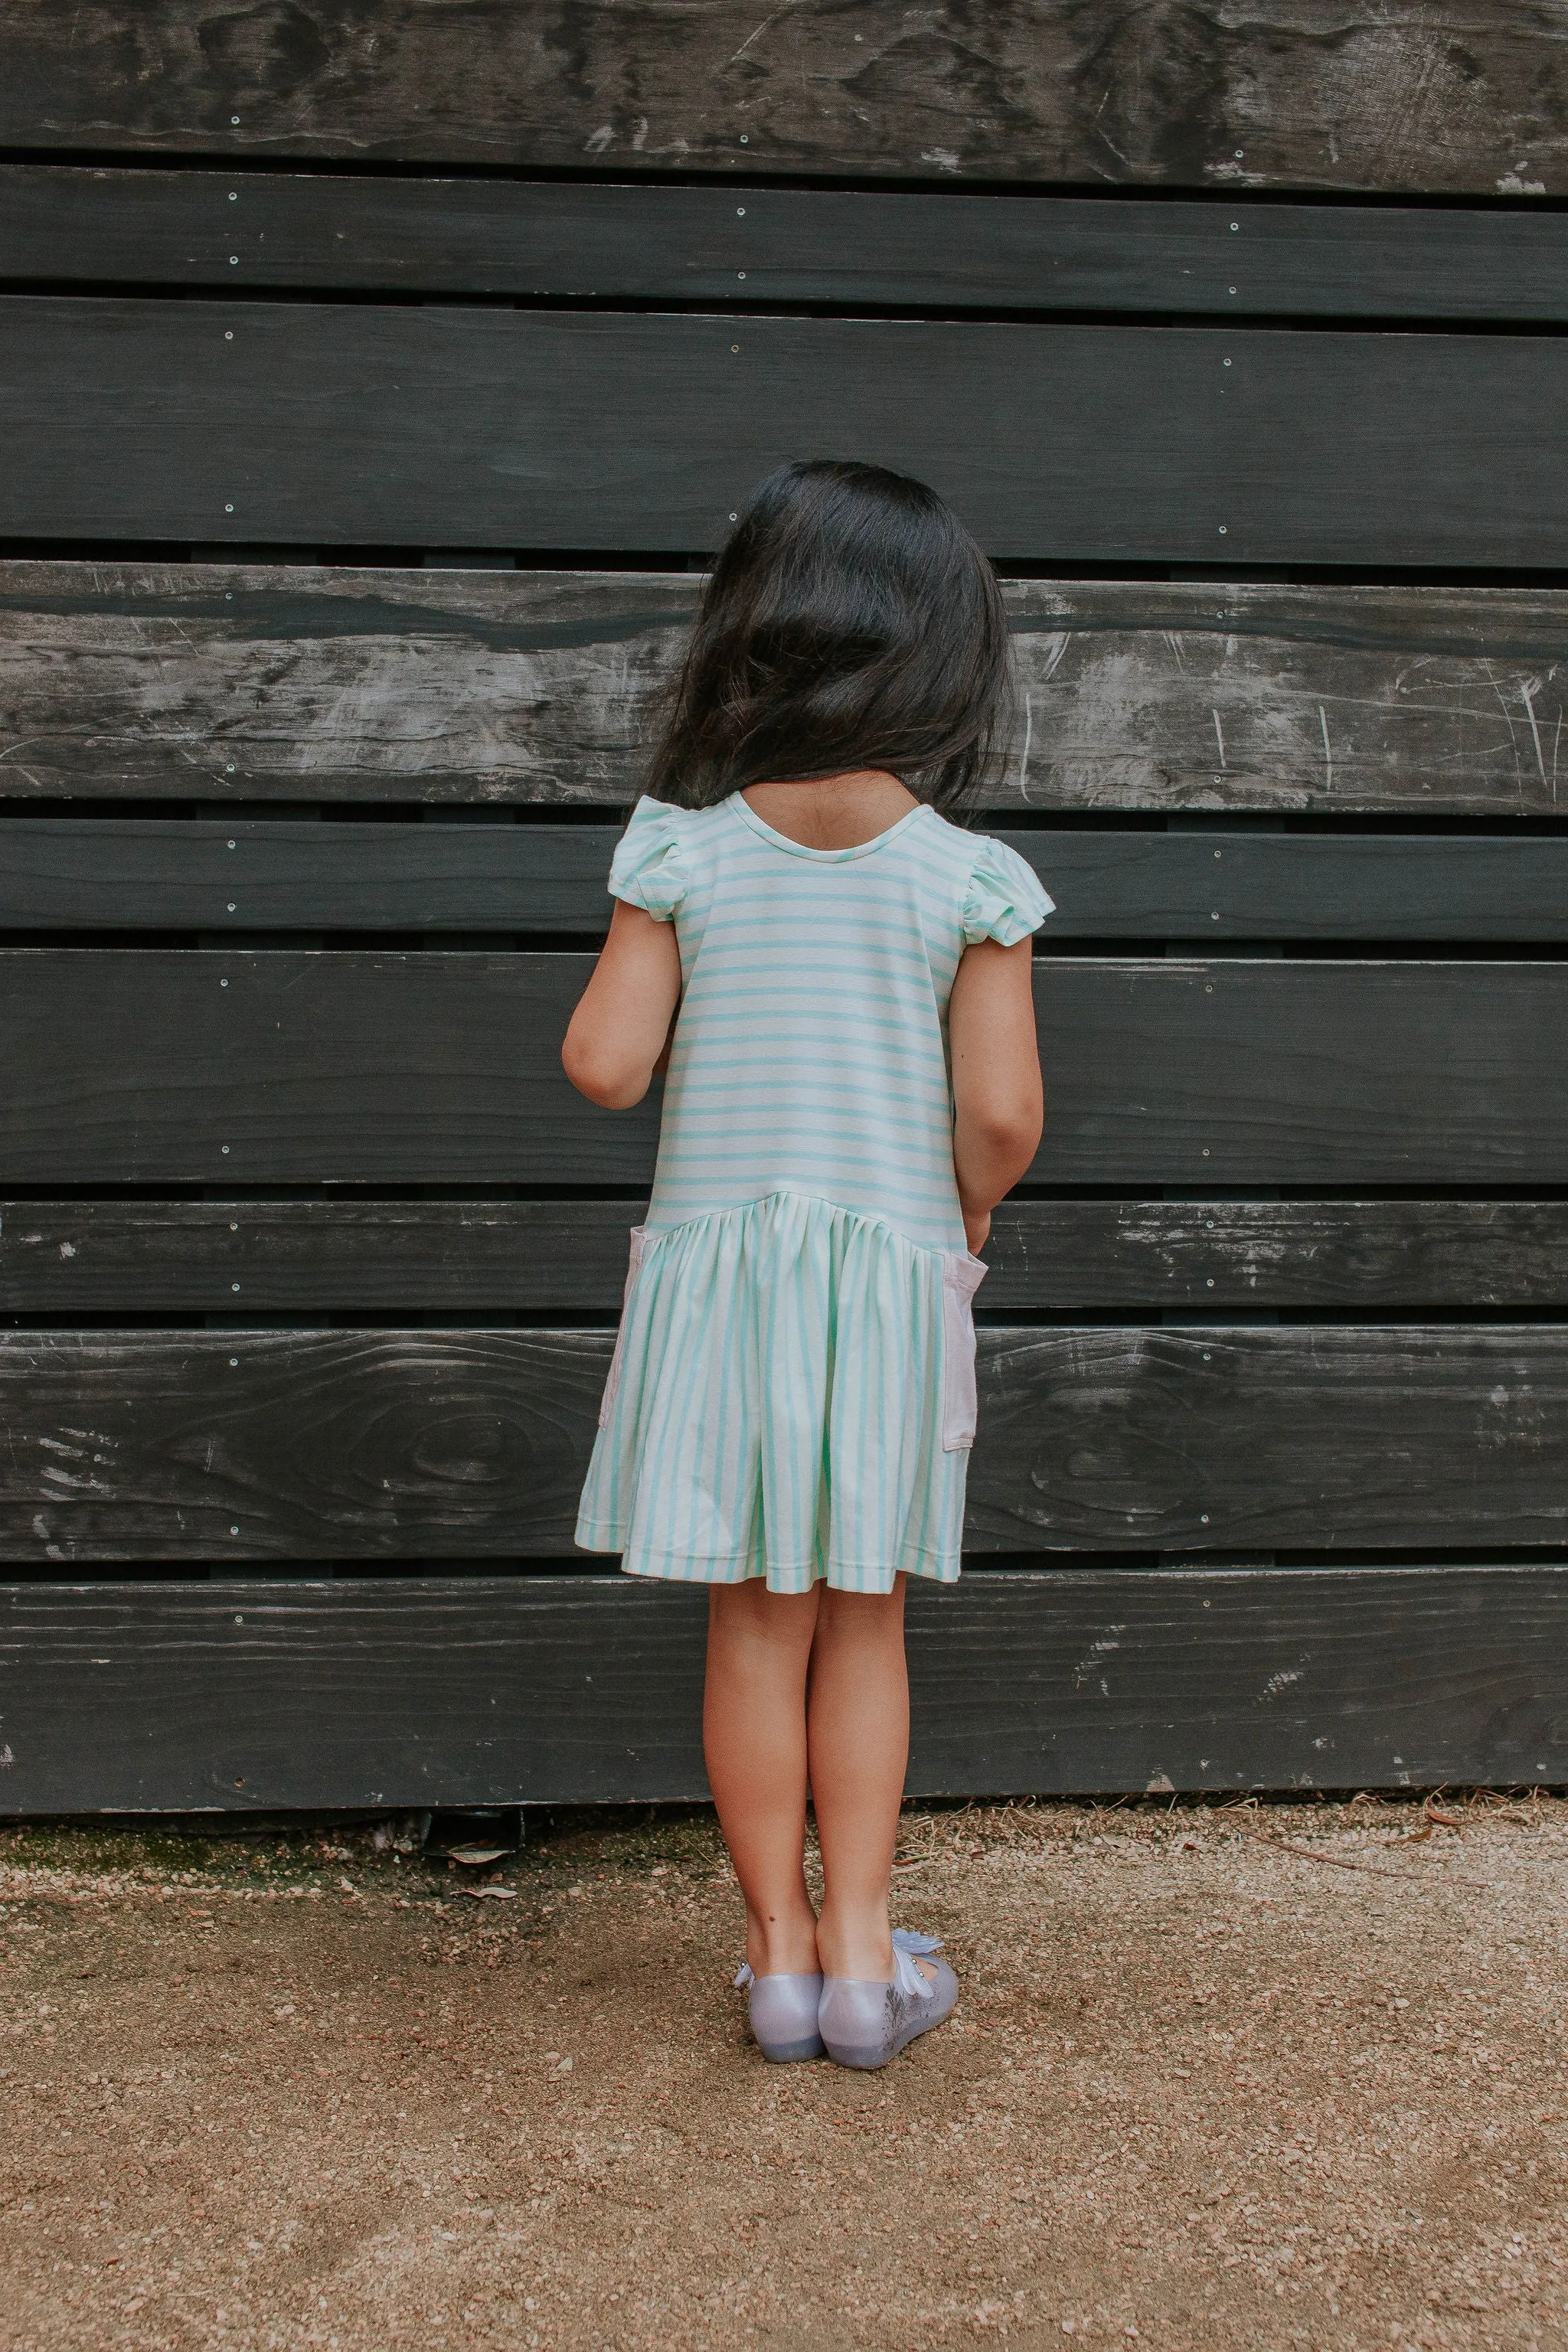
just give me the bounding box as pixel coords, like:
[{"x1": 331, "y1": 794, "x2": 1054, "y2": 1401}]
[
  {"x1": 608, "y1": 796, "x2": 688, "y2": 922},
  {"x1": 962, "y1": 836, "x2": 1055, "y2": 946}
]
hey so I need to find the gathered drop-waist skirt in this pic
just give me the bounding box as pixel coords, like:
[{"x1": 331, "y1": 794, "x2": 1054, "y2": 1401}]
[{"x1": 574, "y1": 1189, "x2": 986, "y2": 1595}]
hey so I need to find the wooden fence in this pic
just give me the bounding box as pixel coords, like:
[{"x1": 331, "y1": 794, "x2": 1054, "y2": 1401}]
[{"x1": 1, "y1": 2, "x2": 1566, "y2": 1809}]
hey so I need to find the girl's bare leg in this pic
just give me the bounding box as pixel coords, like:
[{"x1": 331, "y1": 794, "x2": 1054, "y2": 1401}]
[
  {"x1": 704, "y1": 1580, "x2": 822, "y2": 1976},
  {"x1": 808, "y1": 1576, "x2": 910, "y2": 1981}
]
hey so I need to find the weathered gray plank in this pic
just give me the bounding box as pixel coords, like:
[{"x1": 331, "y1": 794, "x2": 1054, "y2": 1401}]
[
  {"x1": 10, "y1": 821, "x2": 1568, "y2": 939},
  {"x1": 2, "y1": 1325, "x2": 1566, "y2": 1564},
  {"x1": 0, "y1": 566, "x2": 688, "y2": 805},
  {"x1": 2, "y1": 1566, "x2": 1566, "y2": 1807},
  {"x1": 5, "y1": 565, "x2": 1563, "y2": 812},
  {"x1": 0, "y1": 567, "x2": 688, "y2": 805},
  {"x1": 2, "y1": 952, "x2": 1567, "y2": 1185},
  {"x1": 1, "y1": 3, "x2": 1563, "y2": 194},
  {"x1": 4, "y1": 299, "x2": 1566, "y2": 564},
  {"x1": 8, "y1": 166, "x2": 1567, "y2": 319},
  {"x1": 5, "y1": 1197, "x2": 1568, "y2": 1316}
]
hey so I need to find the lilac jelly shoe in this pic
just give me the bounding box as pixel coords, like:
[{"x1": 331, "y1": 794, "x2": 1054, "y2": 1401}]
[
  {"x1": 818, "y1": 1930, "x2": 958, "y2": 2070},
  {"x1": 734, "y1": 1962, "x2": 825, "y2": 2063}
]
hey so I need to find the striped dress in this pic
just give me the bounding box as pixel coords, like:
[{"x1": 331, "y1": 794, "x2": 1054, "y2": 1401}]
[{"x1": 574, "y1": 792, "x2": 1053, "y2": 1593}]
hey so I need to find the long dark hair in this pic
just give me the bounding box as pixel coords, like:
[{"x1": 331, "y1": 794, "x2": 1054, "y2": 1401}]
[{"x1": 644, "y1": 460, "x2": 1012, "y2": 815}]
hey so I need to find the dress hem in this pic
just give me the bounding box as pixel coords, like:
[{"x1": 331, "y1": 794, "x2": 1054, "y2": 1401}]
[{"x1": 575, "y1": 1527, "x2": 962, "y2": 1592}]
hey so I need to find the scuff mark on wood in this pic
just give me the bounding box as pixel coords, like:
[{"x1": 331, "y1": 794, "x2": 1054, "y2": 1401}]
[{"x1": 2, "y1": 567, "x2": 1566, "y2": 810}]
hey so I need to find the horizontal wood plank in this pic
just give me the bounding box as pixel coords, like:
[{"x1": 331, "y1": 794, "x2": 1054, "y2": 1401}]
[
  {"x1": 984, "y1": 1200, "x2": 1568, "y2": 1313},
  {"x1": 5, "y1": 1198, "x2": 1568, "y2": 1316},
  {"x1": 0, "y1": 820, "x2": 621, "y2": 932},
  {"x1": 2, "y1": 1326, "x2": 1566, "y2": 1563},
  {"x1": 1037, "y1": 959, "x2": 1568, "y2": 1187},
  {"x1": 0, "y1": 949, "x2": 650, "y2": 1185},
  {"x1": 8, "y1": 168, "x2": 1568, "y2": 320},
  {"x1": 2, "y1": 3, "x2": 1564, "y2": 194},
  {"x1": 0, "y1": 567, "x2": 689, "y2": 805},
  {"x1": 0, "y1": 1199, "x2": 648, "y2": 1315},
  {"x1": 0, "y1": 952, "x2": 1564, "y2": 1187},
  {"x1": 7, "y1": 820, "x2": 1568, "y2": 939},
  {"x1": 5, "y1": 565, "x2": 1564, "y2": 812},
  {"x1": 3, "y1": 1566, "x2": 1566, "y2": 1807},
  {"x1": 1017, "y1": 832, "x2": 1568, "y2": 942},
  {"x1": 4, "y1": 300, "x2": 1566, "y2": 564},
  {"x1": 0, "y1": 1328, "x2": 614, "y2": 1563},
  {"x1": 969, "y1": 1326, "x2": 1568, "y2": 1553},
  {"x1": 1044, "y1": 955, "x2": 1568, "y2": 1185}
]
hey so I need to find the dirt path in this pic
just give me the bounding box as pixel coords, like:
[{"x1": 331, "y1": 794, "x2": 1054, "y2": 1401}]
[{"x1": 2, "y1": 1795, "x2": 1566, "y2": 2352}]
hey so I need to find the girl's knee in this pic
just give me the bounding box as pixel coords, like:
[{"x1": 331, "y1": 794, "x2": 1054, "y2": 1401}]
[
  {"x1": 710, "y1": 1577, "x2": 821, "y2": 1648},
  {"x1": 815, "y1": 1578, "x2": 907, "y2": 1640}
]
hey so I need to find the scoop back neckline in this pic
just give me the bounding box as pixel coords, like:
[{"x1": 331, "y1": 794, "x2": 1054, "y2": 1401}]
[{"x1": 728, "y1": 792, "x2": 932, "y2": 862}]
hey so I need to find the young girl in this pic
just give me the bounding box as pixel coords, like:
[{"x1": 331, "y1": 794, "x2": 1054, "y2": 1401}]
[{"x1": 563, "y1": 461, "x2": 1050, "y2": 2069}]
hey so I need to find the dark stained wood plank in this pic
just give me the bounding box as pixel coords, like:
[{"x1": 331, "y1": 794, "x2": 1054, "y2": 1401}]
[
  {"x1": 0, "y1": 820, "x2": 621, "y2": 931},
  {"x1": 2, "y1": 1325, "x2": 1566, "y2": 1563},
  {"x1": 7, "y1": 1198, "x2": 1568, "y2": 1315},
  {"x1": 11, "y1": 821, "x2": 1568, "y2": 939},
  {"x1": 8, "y1": 167, "x2": 1568, "y2": 321},
  {"x1": 2, "y1": 952, "x2": 1567, "y2": 1185},
  {"x1": 985, "y1": 1200, "x2": 1568, "y2": 1313},
  {"x1": 969, "y1": 1326, "x2": 1568, "y2": 1553},
  {"x1": 0, "y1": 1574, "x2": 708, "y2": 1808},
  {"x1": 1036, "y1": 959, "x2": 1568, "y2": 1187},
  {"x1": 1011, "y1": 832, "x2": 1568, "y2": 942},
  {"x1": 1, "y1": 3, "x2": 1564, "y2": 194},
  {"x1": 0, "y1": 1198, "x2": 647, "y2": 1315},
  {"x1": 916, "y1": 1566, "x2": 1568, "y2": 1795},
  {"x1": 5, "y1": 564, "x2": 1564, "y2": 812},
  {"x1": 6, "y1": 1197, "x2": 1568, "y2": 1312},
  {"x1": 0, "y1": 1328, "x2": 614, "y2": 1563},
  {"x1": 3, "y1": 299, "x2": 1566, "y2": 564},
  {"x1": 2, "y1": 1565, "x2": 1566, "y2": 1808},
  {"x1": 0, "y1": 949, "x2": 655, "y2": 1185}
]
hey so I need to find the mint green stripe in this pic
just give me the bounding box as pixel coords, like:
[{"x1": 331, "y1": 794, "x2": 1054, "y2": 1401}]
[{"x1": 580, "y1": 795, "x2": 1050, "y2": 1590}]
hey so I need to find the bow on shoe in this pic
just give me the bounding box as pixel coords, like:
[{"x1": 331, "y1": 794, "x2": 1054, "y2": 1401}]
[
  {"x1": 733, "y1": 1962, "x2": 755, "y2": 1989},
  {"x1": 891, "y1": 1929, "x2": 944, "y2": 2001}
]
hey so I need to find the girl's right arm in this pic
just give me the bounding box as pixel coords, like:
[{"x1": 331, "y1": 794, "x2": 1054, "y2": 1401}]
[
  {"x1": 947, "y1": 935, "x2": 1044, "y2": 1253},
  {"x1": 561, "y1": 900, "x2": 683, "y2": 1109}
]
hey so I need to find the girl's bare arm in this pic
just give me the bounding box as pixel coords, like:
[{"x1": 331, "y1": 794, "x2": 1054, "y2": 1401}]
[
  {"x1": 947, "y1": 936, "x2": 1044, "y2": 1253},
  {"x1": 561, "y1": 900, "x2": 684, "y2": 1109}
]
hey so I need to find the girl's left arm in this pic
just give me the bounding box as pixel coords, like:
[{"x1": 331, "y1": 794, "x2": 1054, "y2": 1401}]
[
  {"x1": 948, "y1": 935, "x2": 1044, "y2": 1253},
  {"x1": 561, "y1": 900, "x2": 684, "y2": 1109}
]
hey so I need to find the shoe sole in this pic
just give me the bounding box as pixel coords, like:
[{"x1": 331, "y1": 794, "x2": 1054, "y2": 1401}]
[
  {"x1": 822, "y1": 2024, "x2": 940, "y2": 2069},
  {"x1": 821, "y1": 1960, "x2": 959, "y2": 2069},
  {"x1": 756, "y1": 2032, "x2": 826, "y2": 2063},
  {"x1": 822, "y1": 2004, "x2": 955, "y2": 2068}
]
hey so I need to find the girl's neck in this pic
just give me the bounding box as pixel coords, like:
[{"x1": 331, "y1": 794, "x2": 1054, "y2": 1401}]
[{"x1": 740, "y1": 769, "x2": 920, "y2": 851}]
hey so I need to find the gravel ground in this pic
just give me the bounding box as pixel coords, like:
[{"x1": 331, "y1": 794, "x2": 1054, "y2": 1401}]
[{"x1": 2, "y1": 1793, "x2": 1566, "y2": 2352}]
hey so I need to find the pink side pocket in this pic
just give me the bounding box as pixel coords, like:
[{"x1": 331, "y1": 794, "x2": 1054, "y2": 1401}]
[
  {"x1": 598, "y1": 1226, "x2": 650, "y2": 1430},
  {"x1": 940, "y1": 1250, "x2": 988, "y2": 1451}
]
